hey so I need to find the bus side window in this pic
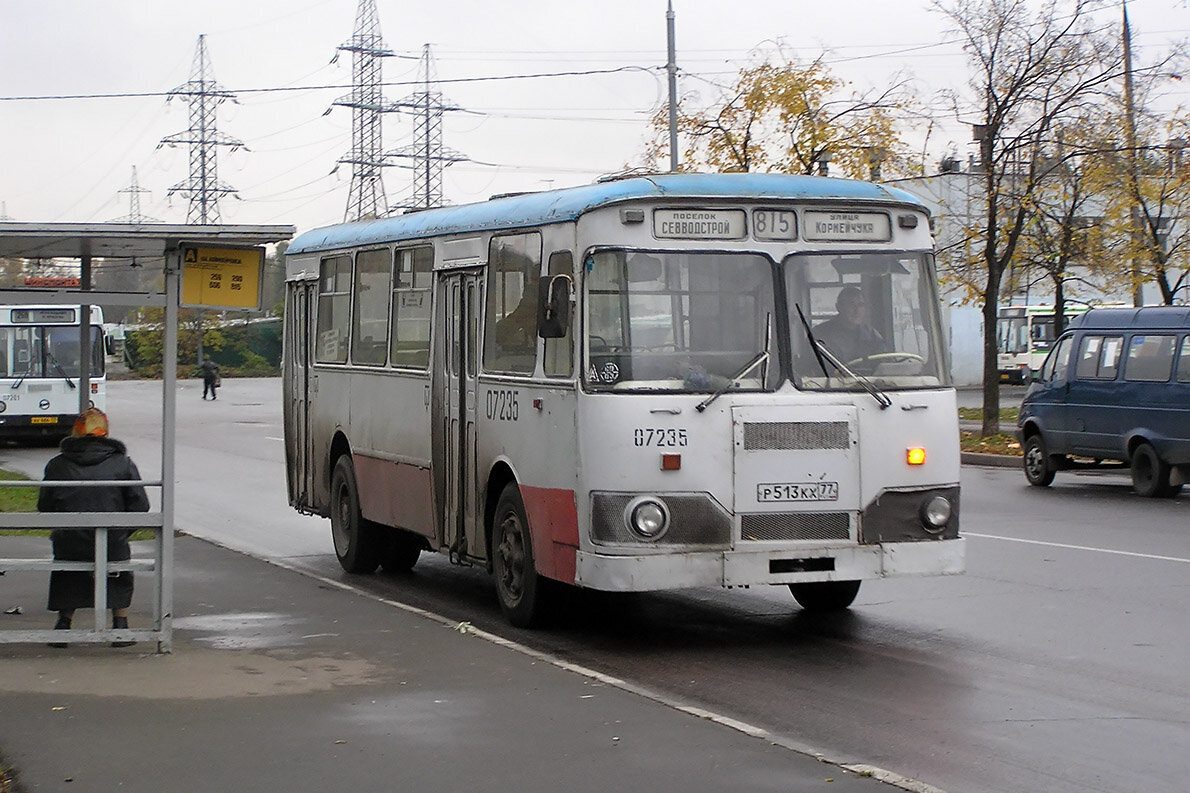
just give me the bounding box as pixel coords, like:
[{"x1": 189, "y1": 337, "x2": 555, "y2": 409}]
[
  {"x1": 350, "y1": 248, "x2": 391, "y2": 366},
  {"x1": 484, "y1": 232, "x2": 542, "y2": 375},
  {"x1": 543, "y1": 250, "x2": 573, "y2": 377},
  {"x1": 315, "y1": 255, "x2": 352, "y2": 364},
  {"x1": 390, "y1": 246, "x2": 433, "y2": 368}
]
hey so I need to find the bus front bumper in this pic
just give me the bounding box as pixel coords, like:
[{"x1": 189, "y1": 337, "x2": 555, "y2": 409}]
[{"x1": 573, "y1": 537, "x2": 966, "y2": 591}]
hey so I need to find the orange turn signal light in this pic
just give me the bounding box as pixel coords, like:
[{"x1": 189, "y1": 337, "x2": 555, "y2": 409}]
[
  {"x1": 661, "y1": 454, "x2": 682, "y2": 471},
  {"x1": 906, "y1": 447, "x2": 927, "y2": 466}
]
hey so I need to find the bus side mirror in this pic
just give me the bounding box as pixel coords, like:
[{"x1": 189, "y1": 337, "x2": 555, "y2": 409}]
[{"x1": 538, "y1": 274, "x2": 573, "y2": 339}]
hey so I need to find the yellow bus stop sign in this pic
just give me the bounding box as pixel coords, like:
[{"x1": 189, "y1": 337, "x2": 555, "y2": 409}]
[{"x1": 181, "y1": 245, "x2": 264, "y2": 309}]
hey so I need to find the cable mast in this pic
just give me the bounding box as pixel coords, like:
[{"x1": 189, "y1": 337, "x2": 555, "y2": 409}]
[
  {"x1": 160, "y1": 34, "x2": 243, "y2": 225},
  {"x1": 110, "y1": 167, "x2": 161, "y2": 224},
  {"x1": 333, "y1": 0, "x2": 397, "y2": 222},
  {"x1": 389, "y1": 44, "x2": 466, "y2": 211}
]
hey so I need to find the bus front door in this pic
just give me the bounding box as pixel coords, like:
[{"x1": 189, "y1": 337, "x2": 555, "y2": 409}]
[{"x1": 432, "y1": 269, "x2": 483, "y2": 562}]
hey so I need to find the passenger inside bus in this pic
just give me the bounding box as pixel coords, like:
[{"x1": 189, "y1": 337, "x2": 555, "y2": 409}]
[{"x1": 814, "y1": 286, "x2": 889, "y2": 365}]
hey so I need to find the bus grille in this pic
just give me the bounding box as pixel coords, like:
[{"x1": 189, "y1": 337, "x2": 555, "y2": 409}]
[
  {"x1": 743, "y1": 421, "x2": 849, "y2": 450},
  {"x1": 740, "y1": 513, "x2": 850, "y2": 542}
]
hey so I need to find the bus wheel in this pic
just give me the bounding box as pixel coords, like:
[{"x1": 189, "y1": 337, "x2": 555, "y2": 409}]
[
  {"x1": 1130, "y1": 443, "x2": 1181, "y2": 498},
  {"x1": 1023, "y1": 434, "x2": 1056, "y2": 487},
  {"x1": 330, "y1": 456, "x2": 382, "y2": 574},
  {"x1": 380, "y1": 530, "x2": 423, "y2": 573},
  {"x1": 789, "y1": 580, "x2": 861, "y2": 612},
  {"x1": 492, "y1": 483, "x2": 548, "y2": 628}
]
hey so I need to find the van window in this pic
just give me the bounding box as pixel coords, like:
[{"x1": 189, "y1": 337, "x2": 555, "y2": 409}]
[
  {"x1": 1075, "y1": 334, "x2": 1123, "y2": 380},
  {"x1": 1124, "y1": 334, "x2": 1176, "y2": 382},
  {"x1": 1177, "y1": 337, "x2": 1190, "y2": 383},
  {"x1": 1040, "y1": 335, "x2": 1073, "y2": 382}
]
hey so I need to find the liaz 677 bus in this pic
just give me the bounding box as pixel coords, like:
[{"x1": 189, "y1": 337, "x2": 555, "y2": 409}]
[
  {"x1": 282, "y1": 173, "x2": 964, "y2": 626},
  {"x1": 0, "y1": 305, "x2": 106, "y2": 440}
]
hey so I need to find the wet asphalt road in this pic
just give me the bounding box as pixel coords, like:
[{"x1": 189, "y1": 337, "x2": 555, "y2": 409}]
[{"x1": 2, "y1": 378, "x2": 1185, "y2": 793}]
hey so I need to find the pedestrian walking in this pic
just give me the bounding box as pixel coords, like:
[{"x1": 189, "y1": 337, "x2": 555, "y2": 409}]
[
  {"x1": 201, "y1": 356, "x2": 220, "y2": 400},
  {"x1": 39, "y1": 407, "x2": 150, "y2": 648}
]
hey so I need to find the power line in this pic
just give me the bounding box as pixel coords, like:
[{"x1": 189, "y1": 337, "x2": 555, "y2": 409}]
[{"x1": 0, "y1": 66, "x2": 658, "y2": 103}]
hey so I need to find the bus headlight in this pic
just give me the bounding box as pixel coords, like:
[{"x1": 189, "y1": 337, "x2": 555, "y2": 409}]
[
  {"x1": 624, "y1": 497, "x2": 670, "y2": 541},
  {"x1": 920, "y1": 495, "x2": 952, "y2": 533}
]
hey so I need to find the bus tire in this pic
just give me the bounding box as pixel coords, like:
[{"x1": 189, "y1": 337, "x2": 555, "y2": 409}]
[
  {"x1": 1130, "y1": 443, "x2": 1180, "y2": 498},
  {"x1": 492, "y1": 483, "x2": 550, "y2": 628},
  {"x1": 1023, "y1": 434, "x2": 1056, "y2": 487},
  {"x1": 789, "y1": 580, "x2": 861, "y2": 612},
  {"x1": 380, "y1": 530, "x2": 423, "y2": 573},
  {"x1": 330, "y1": 456, "x2": 383, "y2": 574}
]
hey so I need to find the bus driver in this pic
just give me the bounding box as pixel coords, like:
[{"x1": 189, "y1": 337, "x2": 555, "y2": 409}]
[{"x1": 814, "y1": 286, "x2": 888, "y2": 365}]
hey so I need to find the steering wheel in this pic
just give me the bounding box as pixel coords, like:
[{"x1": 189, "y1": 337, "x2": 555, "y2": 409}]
[{"x1": 846, "y1": 352, "x2": 925, "y2": 368}]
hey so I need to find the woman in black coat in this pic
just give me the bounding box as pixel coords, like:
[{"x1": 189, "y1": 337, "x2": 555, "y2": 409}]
[{"x1": 38, "y1": 408, "x2": 150, "y2": 646}]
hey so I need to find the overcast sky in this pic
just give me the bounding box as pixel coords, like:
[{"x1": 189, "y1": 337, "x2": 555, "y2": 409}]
[{"x1": 1, "y1": 0, "x2": 1186, "y2": 235}]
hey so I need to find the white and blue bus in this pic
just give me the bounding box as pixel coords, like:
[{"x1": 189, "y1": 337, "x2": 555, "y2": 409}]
[
  {"x1": 0, "y1": 304, "x2": 106, "y2": 440},
  {"x1": 282, "y1": 173, "x2": 965, "y2": 626}
]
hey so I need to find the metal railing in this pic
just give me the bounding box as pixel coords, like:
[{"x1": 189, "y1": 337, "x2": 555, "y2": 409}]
[{"x1": 0, "y1": 478, "x2": 171, "y2": 651}]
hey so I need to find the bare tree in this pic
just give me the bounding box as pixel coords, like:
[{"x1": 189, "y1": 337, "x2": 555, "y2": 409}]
[{"x1": 936, "y1": 0, "x2": 1128, "y2": 435}]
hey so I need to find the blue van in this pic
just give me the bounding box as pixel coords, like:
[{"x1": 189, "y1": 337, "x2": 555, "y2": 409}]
[{"x1": 1017, "y1": 306, "x2": 1190, "y2": 497}]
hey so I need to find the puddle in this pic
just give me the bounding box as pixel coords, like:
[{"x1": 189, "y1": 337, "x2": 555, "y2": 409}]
[{"x1": 173, "y1": 611, "x2": 304, "y2": 650}]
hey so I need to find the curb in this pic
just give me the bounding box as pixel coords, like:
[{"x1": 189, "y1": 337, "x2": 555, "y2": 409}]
[{"x1": 961, "y1": 452, "x2": 1021, "y2": 468}]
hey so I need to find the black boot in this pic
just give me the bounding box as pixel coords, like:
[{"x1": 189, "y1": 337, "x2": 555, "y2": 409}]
[
  {"x1": 111, "y1": 615, "x2": 136, "y2": 648},
  {"x1": 48, "y1": 612, "x2": 71, "y2": 648}
]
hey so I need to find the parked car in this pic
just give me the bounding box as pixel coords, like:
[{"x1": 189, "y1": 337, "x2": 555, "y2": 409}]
[{"x1": 1016, "y1": 306, "x2": 1190, "y2": 497}]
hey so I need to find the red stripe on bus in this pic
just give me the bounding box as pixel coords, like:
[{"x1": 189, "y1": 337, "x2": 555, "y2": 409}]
[
  {"x1": 352, "y1": 454, "x2": 435, "y2": 539},
  {"x1": 519, "y1": 485, "x2": 579, "y2": 584}
]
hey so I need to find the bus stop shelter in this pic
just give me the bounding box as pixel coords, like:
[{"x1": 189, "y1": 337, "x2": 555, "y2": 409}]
[{"x1": 0, "y1": 222, "x2": 294, "y2": 651}]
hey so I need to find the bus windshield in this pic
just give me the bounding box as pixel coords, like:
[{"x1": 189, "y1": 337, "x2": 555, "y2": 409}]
[
  {"x1": 0, "y1": 325, "x2": 105, "y2": 379},
  {"x1": 584, "y1": 250, "x2": 777, "y2": 392},
  {"x1": 788, "y1": 252, "x2": 949, "y2": 391}
]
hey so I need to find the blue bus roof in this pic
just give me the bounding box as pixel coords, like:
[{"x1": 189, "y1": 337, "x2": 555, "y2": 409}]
[{"x1": 288, "y1": 173, "x2": 928, "y2": 255}]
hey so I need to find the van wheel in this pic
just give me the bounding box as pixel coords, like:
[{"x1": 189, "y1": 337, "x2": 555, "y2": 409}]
[
  {"x1": 789, "y1": 580, "x2": 861, "y2": 612},
  {"x1": 330, "y1": 456, "x2": 383, "y2": 573},
  {"x1": 492, "y1": 483, "x2": 552, "y2": 628},
  {"x1": 1023, "y1": 434, "x2": 1056, "y2": 487},
  {"x1": 1131, "y1": 443, "x2": 1180, "y2": 498}
]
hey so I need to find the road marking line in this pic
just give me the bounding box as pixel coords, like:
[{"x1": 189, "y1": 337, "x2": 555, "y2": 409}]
[{"x1": 965, "y1": 532, "x2": 1190, "y2": 564}]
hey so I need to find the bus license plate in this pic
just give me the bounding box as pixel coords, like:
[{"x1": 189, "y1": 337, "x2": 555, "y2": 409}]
[
  {"x1": 756, "y1": 482, "x2": 839, "y2": 502},
  {"x1": 31, "y1": 416, "x2": 57, "y2": 425}
]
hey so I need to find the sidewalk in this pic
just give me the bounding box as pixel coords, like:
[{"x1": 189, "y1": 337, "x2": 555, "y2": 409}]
[{"x1": 0, "y1": 535, "x2": 888, "y2": 793}]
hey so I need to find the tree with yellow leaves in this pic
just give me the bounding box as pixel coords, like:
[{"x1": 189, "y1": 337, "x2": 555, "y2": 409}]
[{"x1": 645, "y1": 51, "x2": 915, "y2": 180}]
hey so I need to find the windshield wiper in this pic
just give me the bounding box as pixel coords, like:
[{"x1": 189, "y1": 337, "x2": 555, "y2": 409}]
[
  {"x1": 695, "y1": 313, "x2": 773, "y2": 413},
  {"x1": 45, "y1": 350, "x2": 77, "y2": 389},
  {"x1": 694, "y1": 349, "x2": 769, "y2": 413},
  {"x1": 795, "y1": 303, "x2": 891, "y2": 410}
]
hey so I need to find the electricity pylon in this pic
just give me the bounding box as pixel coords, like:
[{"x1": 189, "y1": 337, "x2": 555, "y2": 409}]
[
  {"x1": 333, "y1": 0, "x2": 398, "y2": 222},
  {"x1": 160, "y1": 34, "x2": 243, "y2": 225},
  {"x1": 388, "y1": 44, "x2": 467, "y2": 211},
  {"x1": 109, "y1": 167, "x2": 162, "y2": 224}
]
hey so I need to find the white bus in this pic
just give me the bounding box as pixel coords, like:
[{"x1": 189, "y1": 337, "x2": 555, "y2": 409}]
[
  {"x1": 997, "y1": 304, "x2": 1089, "y2": 383},
  {"x1": 0, "y1": 305, "x2": 106, "y2": 440},
  {"x1": 283, "y1": 174, "x2": 965, "y2": 627}
]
